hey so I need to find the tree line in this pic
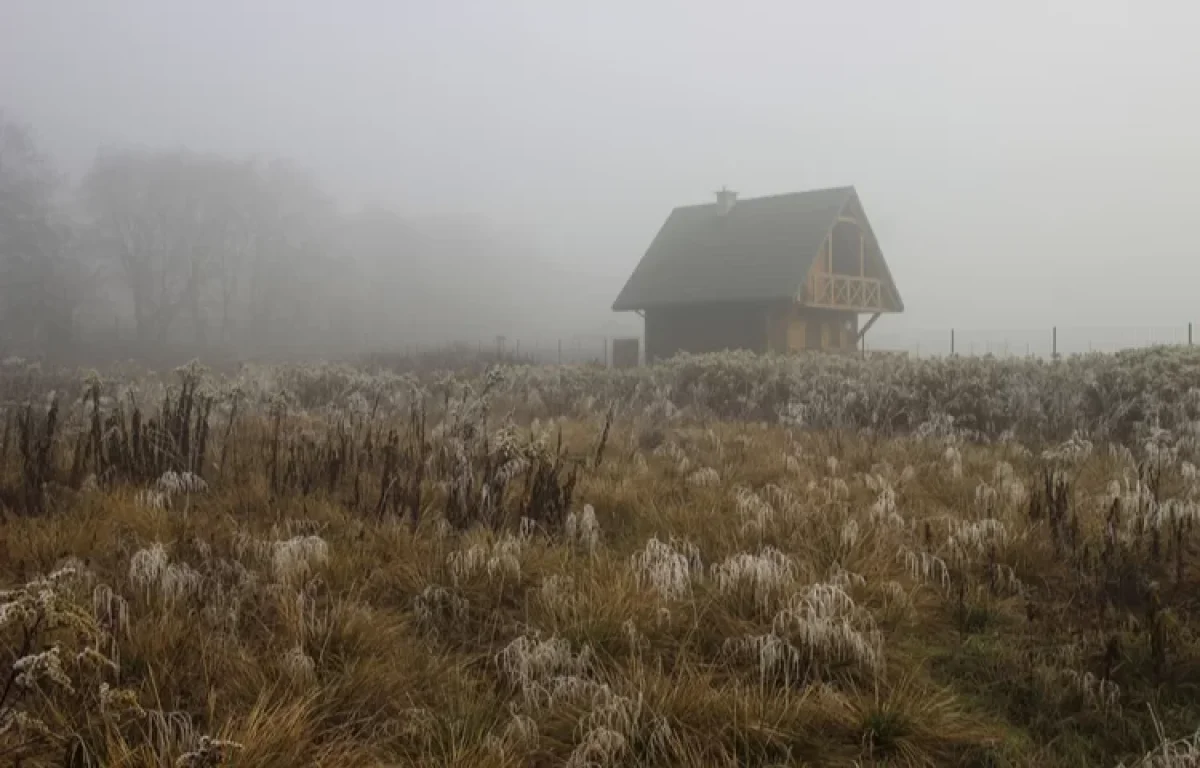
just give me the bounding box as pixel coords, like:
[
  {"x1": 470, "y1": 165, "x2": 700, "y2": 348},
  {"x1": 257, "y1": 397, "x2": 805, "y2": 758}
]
[{"x1": 0, "y1": 109, "x2": 562, "y2": 364}]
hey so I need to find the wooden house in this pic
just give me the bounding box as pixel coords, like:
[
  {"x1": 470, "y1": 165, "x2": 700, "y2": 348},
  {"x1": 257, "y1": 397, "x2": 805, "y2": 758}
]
[{"x1": 611, "y1": 186, "x2": 903, "y2": 362}]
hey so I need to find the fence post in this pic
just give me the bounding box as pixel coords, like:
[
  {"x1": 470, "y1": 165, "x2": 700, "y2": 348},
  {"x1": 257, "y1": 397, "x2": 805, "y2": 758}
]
[
  {"x1": 603, "y1": 338, "x2": 609, "y2": 367},
  {"x1": 950, "y1": 328, "x2": 955, "y2": 356},
  {"x1": 1052, "y1": 326, "x2": 1057, "y2": 360},
  {"x1": 1190, "y1": 322, "x2": 1193, "y2": 346}
]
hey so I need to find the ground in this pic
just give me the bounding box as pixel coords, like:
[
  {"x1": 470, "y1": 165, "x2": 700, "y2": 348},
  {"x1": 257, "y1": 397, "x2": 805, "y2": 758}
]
[{"x1": 3, "y1": 349, "x2": 1200, "y2": 767}]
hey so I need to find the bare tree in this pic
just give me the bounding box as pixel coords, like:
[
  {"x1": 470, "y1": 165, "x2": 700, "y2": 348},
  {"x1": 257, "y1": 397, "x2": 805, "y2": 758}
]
[
  {"x1": 80, "y1": 148, "x2": 245, "y2": 348},
  {"x1": 0, "y1": 111, "x2": 85, "y2": 355},
  {"x1": 242, "y1": 158, "x2": 338, "y2": 352}
]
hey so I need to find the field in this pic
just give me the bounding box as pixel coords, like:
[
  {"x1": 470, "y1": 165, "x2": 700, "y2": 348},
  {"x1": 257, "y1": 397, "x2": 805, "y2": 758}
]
[{"x1": 4, "y1": 348, "x2": 1200, "y2": 766}]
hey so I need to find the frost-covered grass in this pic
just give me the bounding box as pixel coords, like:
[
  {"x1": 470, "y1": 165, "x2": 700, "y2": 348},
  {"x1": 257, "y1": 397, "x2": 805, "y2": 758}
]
[{"x1": 3, "y1": 351, "x2": 1200, "y2": 765}]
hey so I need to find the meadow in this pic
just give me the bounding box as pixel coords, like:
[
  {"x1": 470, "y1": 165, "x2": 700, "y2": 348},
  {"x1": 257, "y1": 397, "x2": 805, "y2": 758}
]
[{"x1": 4, "y1": 347, "x2": 1200, "y2": 766}]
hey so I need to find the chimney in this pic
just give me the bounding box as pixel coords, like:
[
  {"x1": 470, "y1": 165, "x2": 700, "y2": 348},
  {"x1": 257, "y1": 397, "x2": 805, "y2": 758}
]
[{"x1": 715, "y1": 186, "x2": 737, "y2": 215}]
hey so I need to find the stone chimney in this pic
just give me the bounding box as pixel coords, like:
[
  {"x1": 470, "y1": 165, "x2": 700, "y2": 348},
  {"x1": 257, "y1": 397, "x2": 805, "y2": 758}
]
[{"x1": 715, "y1": 186, "x2": 737, "y2": 215}]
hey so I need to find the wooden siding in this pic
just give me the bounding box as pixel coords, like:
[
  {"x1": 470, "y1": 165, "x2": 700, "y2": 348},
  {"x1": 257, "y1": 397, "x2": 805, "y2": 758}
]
[
  {"x1": 643, "y1": 302, "x2": 860, "y2": 362},
  {"x1": 766, "y1": 304, "x2": 858, "y2": 354},
  {"x1": 799, "y1": 206, "x2": 899, "y2": 313},
  {"x1": 644, "y1": 302, "x2": 770, "y2": 362}
]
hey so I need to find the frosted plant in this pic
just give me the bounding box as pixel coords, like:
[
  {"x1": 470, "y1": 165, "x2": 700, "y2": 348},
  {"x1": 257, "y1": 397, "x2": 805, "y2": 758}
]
[
  {"x1": 565, "y1": 505, "x2": 601, "y2": 554},
  {"x1": 160, "y1": 563, "x2": 203, "y2": 605},
  {"x1": 687, "y1": 467, "x2": 721, "y2": 488},
  {"x1": 12, "y1": 645, "x2": 74, "y2": 692},
  {"x1": 1042, "y1": 668, "x2": 1121, "y2": 713},
  {"x1": 988, "y1": 563, "x2": 1026, "y2": 596},
  {"x1": 156, "y1": 471, "x2": 209, "y2": 496},
  {"x1": 448, "y1": 544, "x2": 487, "y2": 585},
  {"x1": 413, "y1": 585, "x2": 469, "y2": 628},
  {"x1": 711, "y1": 547, "x2": 795, "y2": 615},
  {"x1": 783, "y1": 452, "x2": 803, "y2": 476},
  {"x1": 498, "y1": 633, "x2": 593, "y2": 706},
  {"x1": 942, "y1": 445, "x2": 964, "y2": 480},
  {"x1": 567, "y1": 727, "x2": 627, "y2": 768},
  {"x1": 281, "y1": 645, "x2": 316, "y2": 684},
  {"x1": 948, "y1": 519, "x2": 1010, "y2": 565},
  {"x1": 487, "y1": 536, "x2": 523, "y2": 581},
  {"x1": 0, "y1": 565, "x2": 92, "y2": 636},
  {"x1": 622, "y1": 619, "x2": 649, "y2": 655},
  {"x1": 93, "y1": 584, "x2": 130, "y2": 639},
  {"x1": 653, "y1": 440, "x2": 689, "y2": 470},
  {"x1": 880, "y1": 580, "x2": 909, "y2": 610},
  {"x1": 519, "y1": 516, "x2": 537, "y2": 539},
  {"x1": 723, "y1": 632, "x2": 803, "y2": 686},
  {"x1": 98, "y1": 682, "x2": 145, "y2": 717},
  {"x1": 771, "y1": 583, "x2": 884, "y2": 675},
  {"x1": 1042, "y1": 433, "x2": 1094, "y2": 464},
  {"x1": 135, "y1": 489, "x2": 170, "y2": 510},
  {"x1": 271, "y1": 535, "x2": 330, "y2": 585},
  {"x1": 763, "y1": 484, "x2": 805, "y2": 521},
  {"x1": 840, "y1": 519, "x2": 860, "y2": 550},
  {"x1": 630, "y1": 536, "x2": 703, "y2": 601},
  {"x1": 581, "y1": 687, "x2": 644, "y2": 742},
  {"x1": 826, "y1": 456, "x2": 840, "y2": 476},
  {"x1": 647, "y1": 716, "x2": 680, "y2": 761},
  {"x1": 827, "y1": 563, "x2": 866, "y2": 590},
  {"x1": 868, "y1": 485, "x2": 905, "y2": 529},
  {"x1": 975, "y1": 483, "x2": 999, "y2": 514},
  {"x1": 486, "y1": 712, "x2": 540, "y2": 754},
  {"x1": 129, "y1": 543, "x2": 170, "y2": 592},
  {"x1": 992, "y1": 462, "x2": 1029, "y2": 507},
  {"x1": 831, "y1": 477, "x2": 851, "y2": 501},
  {"x1": 448, "y1": 534, "x2": 524, "y2": 585},
  {"x1": 537, "y1": 675, "x2": 612, "y2": 711},
  {"x1": 175, "y1": 735, "x2": 243, "y2": 768},
  {"x1": 1117, "y1": 723, "x2": 1200, "y2": 767},
  {"x1": 632, "y1": 452, "x2": 650, "y2": 475},
  {"x1": 734, "y1": 486, "x2": 775, "y2": 535},
  {"x1": 902, "y1": 549, "x2": 945, "y2": 590},
  {"x1": 1109, "y1": 443, "x2": 1137, "y2": 467},
  {"x1": 232, "y1": 531, "x2": 272, "y2": 562},
  {"x1": 128, "y1": 543, "x2": 203, "y2": 606},
  {"x1": 538, "y1": 575, "x2": 576, "y2": 614}
]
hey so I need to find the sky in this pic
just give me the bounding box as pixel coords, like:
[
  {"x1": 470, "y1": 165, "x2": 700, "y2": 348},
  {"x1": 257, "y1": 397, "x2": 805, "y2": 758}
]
[{"x1": 3, "y1": 0, "x2": 1198, "y2": 352}]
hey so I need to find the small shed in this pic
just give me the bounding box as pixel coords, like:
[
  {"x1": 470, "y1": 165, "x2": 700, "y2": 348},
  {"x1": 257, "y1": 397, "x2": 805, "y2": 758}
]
[{"x1": 611, "y1": 186, "x2": 904, "y2": 363}]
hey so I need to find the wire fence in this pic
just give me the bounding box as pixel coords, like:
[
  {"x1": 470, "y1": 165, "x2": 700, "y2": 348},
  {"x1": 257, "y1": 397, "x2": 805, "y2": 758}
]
[
  {"x1": 865, "y1": 323, "x2": 1196, "y2": 359},
  {"x1": 40, "y1": 322, "x2": 1198, "y2": 370},
  {"x1": 384, "y1": 323, "x2": 1199, "y2": 367}
]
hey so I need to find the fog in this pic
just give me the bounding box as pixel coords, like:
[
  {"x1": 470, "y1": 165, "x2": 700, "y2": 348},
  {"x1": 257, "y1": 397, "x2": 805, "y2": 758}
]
[{"x1": 3, "y1": 0, "x2": 1199, "y2": 361}]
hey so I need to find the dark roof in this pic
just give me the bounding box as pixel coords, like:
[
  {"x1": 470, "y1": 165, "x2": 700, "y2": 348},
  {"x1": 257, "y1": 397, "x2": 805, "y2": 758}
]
[{"x1": 612, "y1": 185, "x2": 899, "y2": 311}]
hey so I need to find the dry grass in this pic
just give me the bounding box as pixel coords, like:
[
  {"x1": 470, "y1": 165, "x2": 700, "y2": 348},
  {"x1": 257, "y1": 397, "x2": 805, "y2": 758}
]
[{"x1": 4, "y1": 356, "x2": 1200, "y2": 766}]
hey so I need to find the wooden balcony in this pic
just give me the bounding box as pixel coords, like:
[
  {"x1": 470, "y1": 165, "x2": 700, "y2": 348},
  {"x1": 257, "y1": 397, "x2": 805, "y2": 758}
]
[{"x1": 804, "y1": 273, "x2": 886, "y2": 311}]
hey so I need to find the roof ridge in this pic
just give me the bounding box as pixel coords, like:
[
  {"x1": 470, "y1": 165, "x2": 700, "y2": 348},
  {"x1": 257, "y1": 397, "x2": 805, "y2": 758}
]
[{"x1": 673, "y1": 185, "x2": 855, "y2": 210}]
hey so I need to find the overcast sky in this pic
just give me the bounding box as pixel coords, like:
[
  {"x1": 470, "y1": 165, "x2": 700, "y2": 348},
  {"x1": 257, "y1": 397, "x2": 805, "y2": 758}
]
[{"x1": 3, "y1": 0, "x2": 1197, "y2": 350}]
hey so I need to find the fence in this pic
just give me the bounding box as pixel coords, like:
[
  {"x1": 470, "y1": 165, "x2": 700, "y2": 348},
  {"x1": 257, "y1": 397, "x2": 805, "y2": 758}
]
[
  {"x1": 864, "y1": 323, "x2": 1196, "y2": 359},
  {"x1": 384, "y1": 323, "x2": 1199, "y2": 367},
  {"x1": 29, "y1": 323, "x2": 1200, "y2": 370}
]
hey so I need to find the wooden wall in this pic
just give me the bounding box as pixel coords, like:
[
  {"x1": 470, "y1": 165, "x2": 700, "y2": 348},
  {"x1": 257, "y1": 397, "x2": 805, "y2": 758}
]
[
  {"x1": 643, "y1": 302, "x2": 859, "y2": 362},
  {"x1": 765, "y1": 304, "x2": 858, "y2": 354},
  {"x1": 644, "y1": 302, "x2": 770, "y2": 362}
]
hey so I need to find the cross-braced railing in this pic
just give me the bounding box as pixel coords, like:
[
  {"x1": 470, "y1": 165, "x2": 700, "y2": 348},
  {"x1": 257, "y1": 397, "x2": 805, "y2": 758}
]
[{"x1": 805, "y1": 273, "x2": 885, "y2": 311}]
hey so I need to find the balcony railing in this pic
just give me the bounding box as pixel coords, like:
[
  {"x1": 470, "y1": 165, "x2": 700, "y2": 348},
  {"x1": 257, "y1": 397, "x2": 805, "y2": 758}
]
[{"x1": 805, "y1": 273, "x2": 886, "y2": 311}]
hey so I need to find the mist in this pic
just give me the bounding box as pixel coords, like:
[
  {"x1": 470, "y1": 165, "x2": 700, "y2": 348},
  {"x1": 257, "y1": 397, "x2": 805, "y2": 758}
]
[{"x1": 3, "y1": 0, "x2": 1199, "y2": 362}]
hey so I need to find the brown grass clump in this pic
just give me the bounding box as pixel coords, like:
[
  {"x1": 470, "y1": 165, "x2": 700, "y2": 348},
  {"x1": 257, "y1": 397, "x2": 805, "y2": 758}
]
[{"x1": 4, "y1": 359, "x2": 1200, "y2": 766}]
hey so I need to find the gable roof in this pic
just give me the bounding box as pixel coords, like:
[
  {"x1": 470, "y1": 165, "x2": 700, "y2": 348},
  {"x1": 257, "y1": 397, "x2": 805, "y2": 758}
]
[{"x1": 612, "y1": 185, "x2": 902, "y2": 312}]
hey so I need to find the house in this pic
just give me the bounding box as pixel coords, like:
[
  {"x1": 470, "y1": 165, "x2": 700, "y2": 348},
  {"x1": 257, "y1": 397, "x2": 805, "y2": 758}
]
[{"x1": 611, "y1": 186, "x2": 903, "y2": 363}]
